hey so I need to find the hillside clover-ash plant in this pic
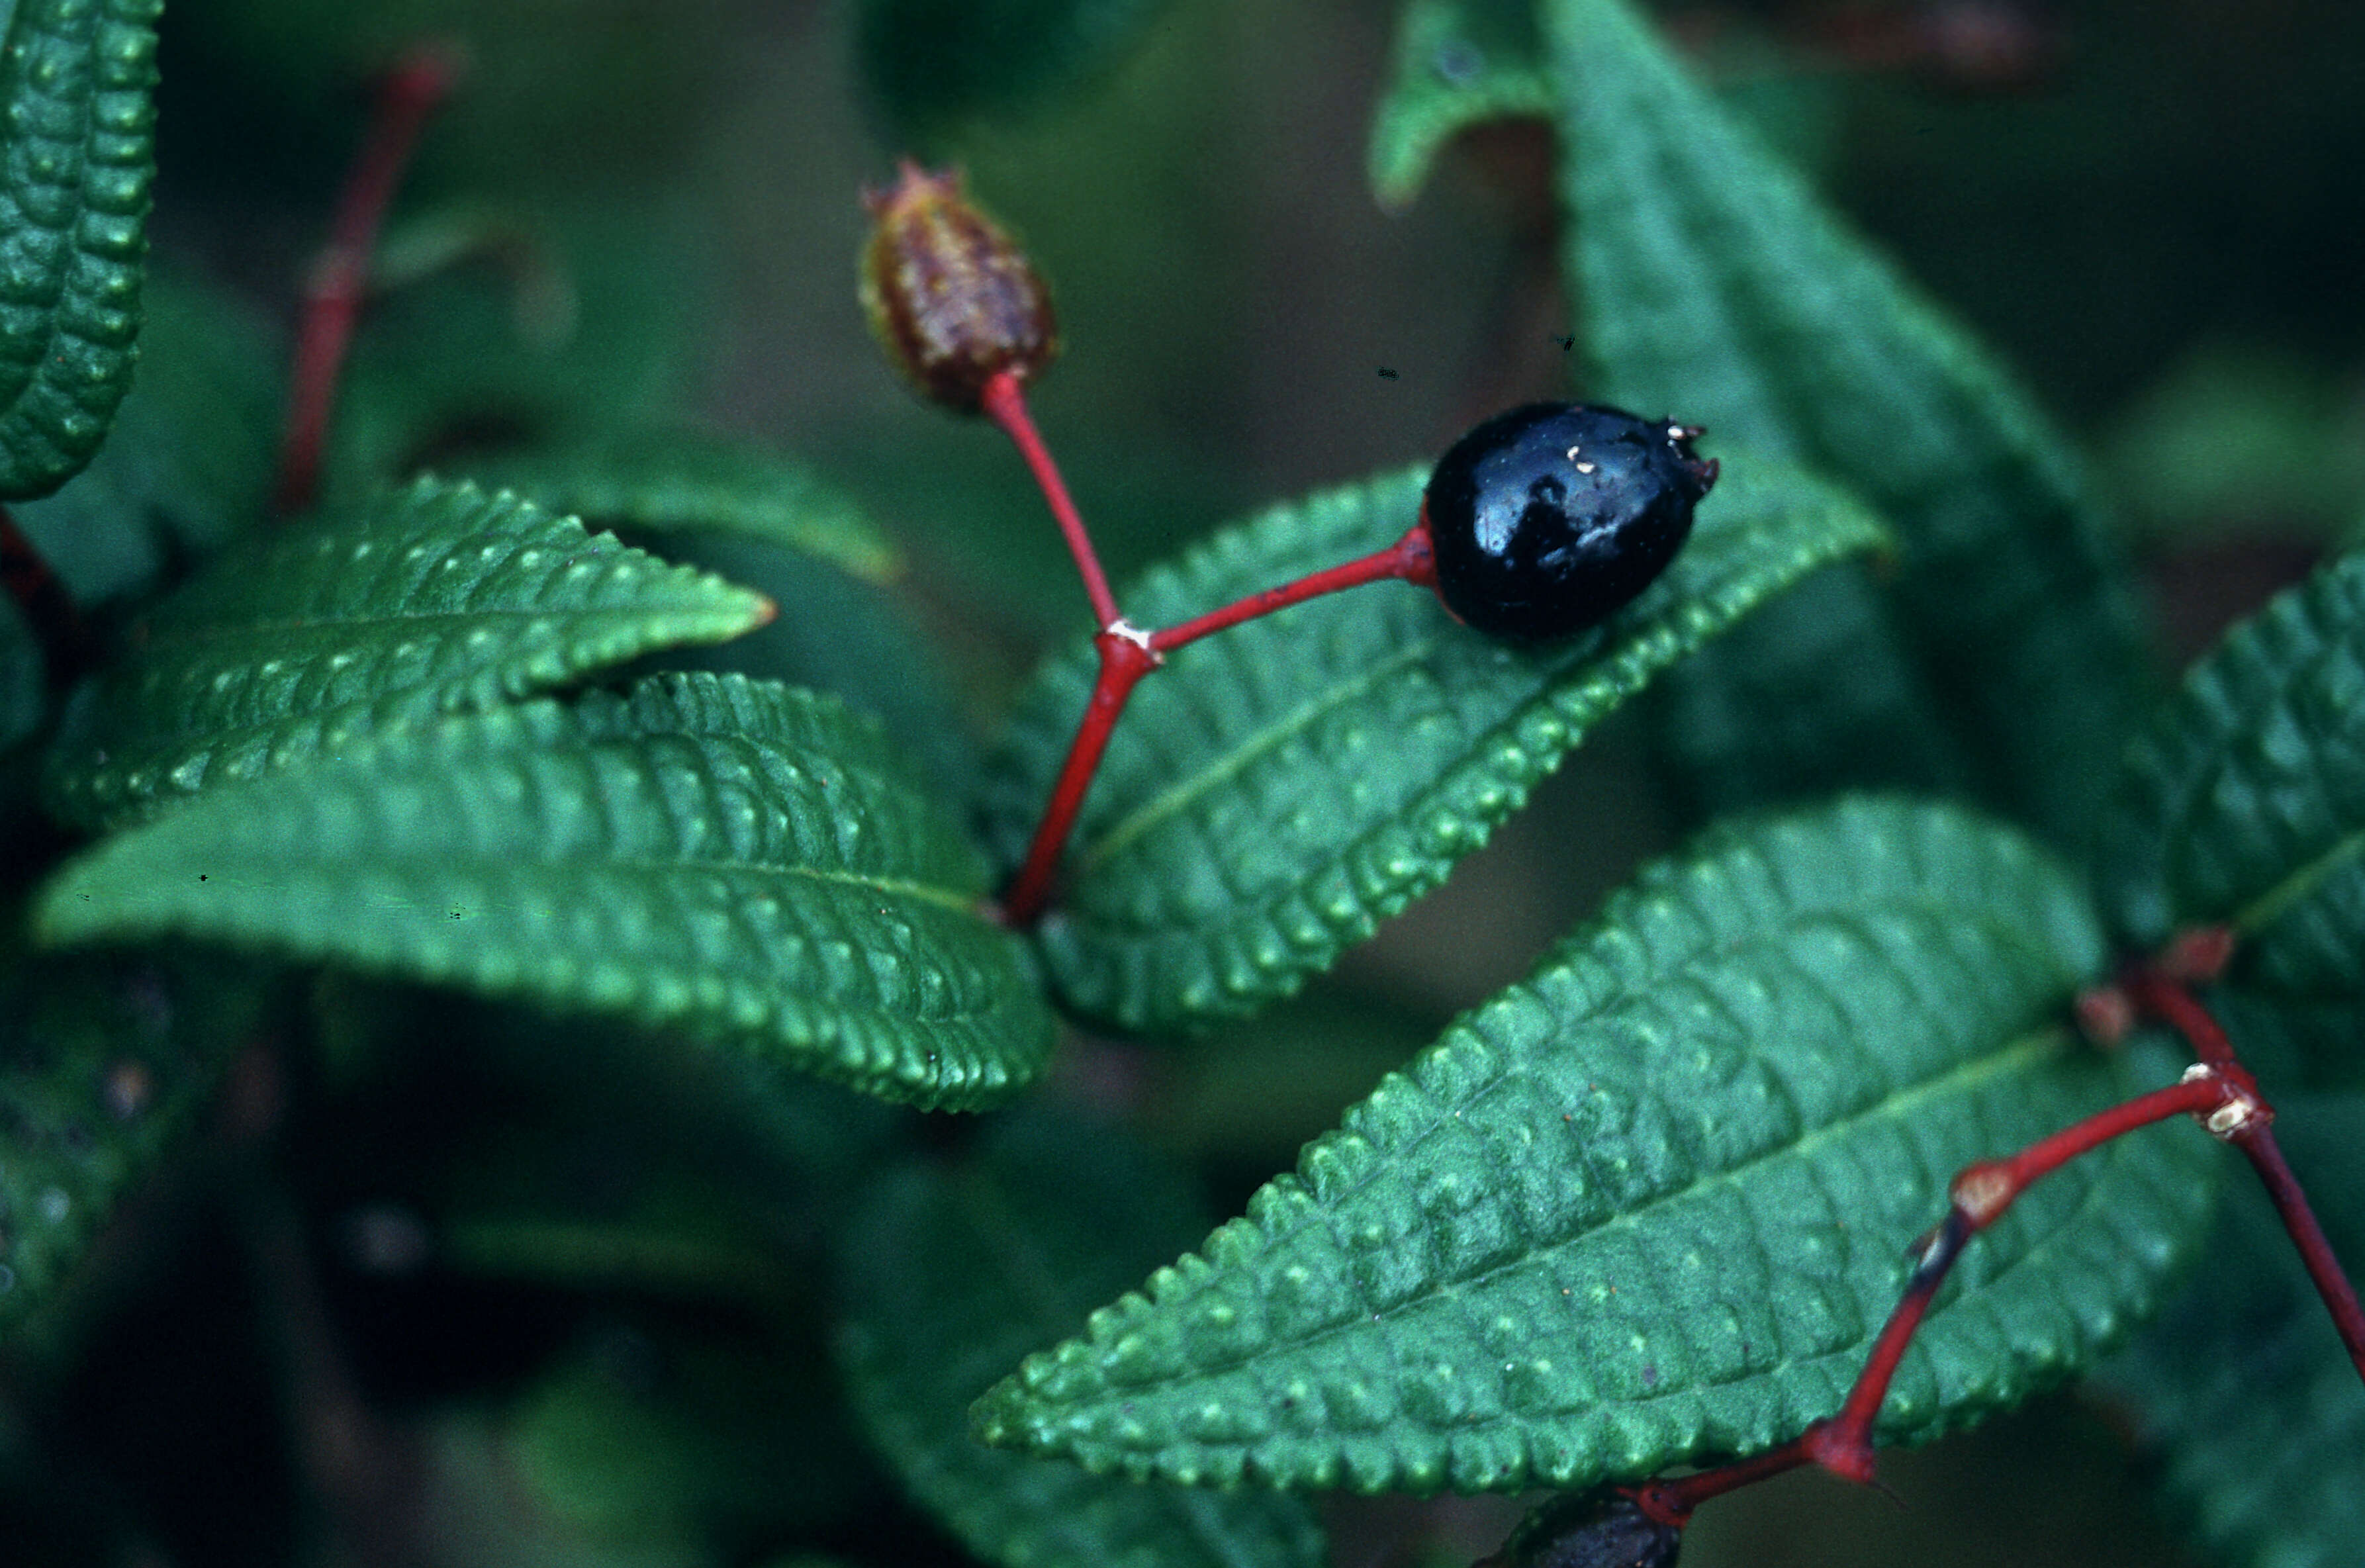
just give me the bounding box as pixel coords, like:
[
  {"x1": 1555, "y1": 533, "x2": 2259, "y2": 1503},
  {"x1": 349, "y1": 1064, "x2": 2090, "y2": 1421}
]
[{"x1": 0, "y1": 1, "x2": 2360, "y2": 1565}]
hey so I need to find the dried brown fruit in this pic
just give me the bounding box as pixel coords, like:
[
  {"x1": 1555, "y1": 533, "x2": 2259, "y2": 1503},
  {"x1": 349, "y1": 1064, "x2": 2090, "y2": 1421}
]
[{"x1": 859, "y1": 161, "x2": 1058, "y2": 412}]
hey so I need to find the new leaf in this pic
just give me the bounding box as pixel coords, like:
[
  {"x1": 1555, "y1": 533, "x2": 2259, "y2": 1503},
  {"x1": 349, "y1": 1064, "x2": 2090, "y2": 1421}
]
[
  {"x1": 973, "y1": 799, "x2": 2215, "y2": 1493},
  {"x1": 984, "y1": 455, "x2": 1888, "y2": 1033},
  {"x1": 38, "y1": 672, "x2": 1055, "y2": 1111}
]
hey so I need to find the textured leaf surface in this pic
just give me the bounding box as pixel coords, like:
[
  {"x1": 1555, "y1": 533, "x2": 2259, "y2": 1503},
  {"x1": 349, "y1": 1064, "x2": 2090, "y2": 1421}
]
[
  {"x1": 671, "y1": 539, "x2": 979, "y2": 813},
  {"x1": 972, "y1": 799, "x2": 2217, "y2": 1493},
  {"x1": 42, "y1": 477, "x2": 773, "y2": 831},
  {"x1": 1, "y1": 949, "x2": 266, "y2": 1338},
  {"x1": 1546, "y1": 0, "x2": 2147, "y2": 843},
  {"x1": 0, "y1": 0, "x2": 158, "y2": 498},
  {"x1": 982, "y1": 456, "x2": 1888, "y2": 1033},
  {"x1": 857, "y1": 0, "x2": 1179, "y2": 142},
  {"x1": 459, "y1": 426, "x2": 902, "y2": 584},
  {"x1": 38, "y1": 672, "x2": 1055, "y2": 1111},
  {"x1": 839, "y1": 1111, "x2": 1326, "y2": 1568},
  {"x1": 11, "y1": 267, "x2": 282, "y2": 604},
  {"x1": 2095, "y1": 551, "x2": 2365, "y2": 1087},
  {"x1": 2103, "y1": 1094, "x2": 2365, "y2": 1568},
  {"x1": 1369, "y1": 0, "x2": 1550, "y2": 210}
]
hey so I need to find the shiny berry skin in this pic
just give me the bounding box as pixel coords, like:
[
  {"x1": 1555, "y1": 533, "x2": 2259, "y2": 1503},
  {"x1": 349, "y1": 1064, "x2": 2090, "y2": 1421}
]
[
  {"x1": 1474, "y1": 1491, "x2": 1682, "y2": 1568},
  {"x1": 1420, "y1": 402, "x2": 1717, "y2": 643}
]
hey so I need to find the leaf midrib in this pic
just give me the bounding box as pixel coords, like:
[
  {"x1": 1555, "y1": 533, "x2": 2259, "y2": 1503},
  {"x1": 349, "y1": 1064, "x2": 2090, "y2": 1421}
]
[
  {"x1": 1074, "y1": 895, "x2": 2084, "y2": 1397},
  {"x1": 197, "y1": 847, "x2": 983, "y2": 915},
  {"x1": 146, "y1": 594, "x2": 755, "y2": 652}
]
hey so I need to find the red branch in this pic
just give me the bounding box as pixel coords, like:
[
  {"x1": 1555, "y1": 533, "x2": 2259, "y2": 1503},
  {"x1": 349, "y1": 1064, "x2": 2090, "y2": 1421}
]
[
  {"x1": 1632, "y1": 1060, "x2": 2251, "y2": 1526},
  {"x1": 272, "y1": 45, "x2": 463, "y2": 518},
  {"x1": 982, "y1": 362, "x2": 1444, "y2": 923},
  {"x1": 1633, "y1": 944, "x2": 2365, "y2": 1533},
  {"x1": 980, "y1": 370, "x2": 1119, "y2": 629}
]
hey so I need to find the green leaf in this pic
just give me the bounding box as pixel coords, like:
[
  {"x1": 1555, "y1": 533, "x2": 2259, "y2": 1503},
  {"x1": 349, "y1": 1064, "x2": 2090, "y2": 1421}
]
[
  {"x1": 1546, "y1": 0, "x2": 2149, "y2": 845},
  {"x1": 1369, "y1": 0, "x2": 1551, "y2": 211},
  {"x1": 457, "y1": 426, "x2": 904, "y2": 585},
  {"x1": 2094, "y1": 549, "x2": 2365, "y2": 1088},
  {"x1": 1, "y1": 948, "x2": 268, "y2": 1340},
  {"x1": 9, "y1": 266, "x2": 283, "y2": 604},
  {"x1": 2102, "y1": 1093, "x2": 2365, "y2": 1568},
  {"x1": 665, "y1": 539, "x2": 980, "y2": 815},
  {"x1": 971, "y1": 798, "x2": 2218, "y2": 1493},
  {"x1": 37, "y1": 672, "x2": 1056, "y2": 1111},
  {"x1": 328, "y1": 203, "x2": 706, "y2": 507},
  {"x1": 0, "y1": 0, "x2": 160, "y2": 500},
  {"x1": 42, "y1": 476, "x2": 774, "y2": 831},
  {"x1": 982, "y1": 455, "x2": 1889, "y2": 1033},
  {"x1": 417, "y1": 1316, "x2": 876, "y2": 1568},
  {"x1": 856, "y1": 0, "x2": 1182, "y2": 143},
  {"x1": 839, "y1": 1110, "x2": 1327, "y2": 1568}
]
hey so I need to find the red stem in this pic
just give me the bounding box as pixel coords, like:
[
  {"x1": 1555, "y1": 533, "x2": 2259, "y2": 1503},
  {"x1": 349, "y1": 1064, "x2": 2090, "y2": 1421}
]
[
  {"x1": 2122, "y1": 970, "x2": 2365, "y2": 1380},
  {"x1": 1148, "y1": 524, "x2": 1436, "y2": 653},
  {"x1": 979, "y1": 370, "x2": 1120, "y2": 630},
  {"x1": 272, "y1": 45, "x2": 463, "y2": 518},
  {"x1": 2239, "y1": 1125, "x2": 2365, "y2": 1379},
  {"x1": 997, "y1": 627, "x2": 1160, "y2": 925},
  {"x1": 0, "y1": 505, "x2": 87, "y2": 686},
  {"x1": 1634, "y1": 1069, "x2": 2239, "y2": 1527}
]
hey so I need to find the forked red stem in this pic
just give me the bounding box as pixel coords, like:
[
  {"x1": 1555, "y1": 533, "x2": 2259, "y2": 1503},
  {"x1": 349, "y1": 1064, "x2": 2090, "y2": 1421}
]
[
  {"x1": 994, "y1": 524, "x2": 1439, "y2": 925},
  {"x1": 2123, "y1": 967, "x2": 2365, "y2": 1375},
  {"x1": 273, "y1": 44, "x2": 463, "y2": 517},
  {"x1": 1632, "y1": 1069, "x2": 2241, "y2": 1526},
  {"x1": 983, "y1": 360, "x2": 1444, "y2": 923},
  {"x1": 997, "y1": 627, "x2": 1159, "y2": 925}
]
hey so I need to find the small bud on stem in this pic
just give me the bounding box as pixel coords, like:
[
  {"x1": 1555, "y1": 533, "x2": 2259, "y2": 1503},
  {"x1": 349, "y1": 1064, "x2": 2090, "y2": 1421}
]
[{"x1": 861, "y1": 163, "x2": 1059, "y2": 413}]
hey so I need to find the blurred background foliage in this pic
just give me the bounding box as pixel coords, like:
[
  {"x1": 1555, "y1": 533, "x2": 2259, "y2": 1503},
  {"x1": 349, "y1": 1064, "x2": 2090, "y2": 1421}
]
[{"x1": 5, "y1": 0, "x2": 2361, "y2": 1563}]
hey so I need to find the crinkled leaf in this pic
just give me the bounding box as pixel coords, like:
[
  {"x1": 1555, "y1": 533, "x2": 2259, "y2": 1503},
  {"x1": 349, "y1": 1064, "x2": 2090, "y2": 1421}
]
[
  {"x1": 1, "y1": 949, "x2": 268, "y2": 1340},
  {"x1": 459, "y1": 426, "x2": 902, "y2": 584},
  {"x1": 9, "y1": 267, "x2": 282, "y2": 604},
  {"x1": 0, "y1": 0, "x2": 159, "y2": 499},
  {"x1": 2095, "y1": 549, "x2": 2365, "y2": 1088},
  {"x1": 667, "y1": 539, "x2": 979, "y2": 813},
  {"x1": 972, "y1": 798, "x2": 2217, "y2": 1493},
  {"x1": 1546, "y1": 0, "x2": 2148, "y2": 844},
  {"x1": 839, "y1": 1110, "x2": 1326, "y2": 1568},
  {"x1": 1369, "y1": 0, "x2": 1550, "y2": 211},
  {"x1": 37, "y1": 672, "x2": 1055, "y2": 1111},
  {"x1": 2102, "y1": 1093, "x2": 2365, "y2": 1568},
  {"x1": 42, "y1": 476, "x2": 773, "y2": 831},
  {"x1": 982, "y1": 455, "x2": 1889, "y2": 1034},
  {"x1": 857, "y1": 0, "x2": 1181, "y2": 143}
]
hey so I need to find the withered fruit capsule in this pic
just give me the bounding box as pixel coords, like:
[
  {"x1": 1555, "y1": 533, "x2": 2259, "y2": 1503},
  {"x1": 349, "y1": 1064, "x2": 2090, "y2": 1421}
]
[{"x1": 860, "y1": 161, "x2": 1058, "y2": 412}]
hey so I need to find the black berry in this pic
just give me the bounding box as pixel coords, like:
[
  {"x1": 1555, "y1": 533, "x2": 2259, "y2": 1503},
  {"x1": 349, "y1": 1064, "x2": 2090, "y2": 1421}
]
[
  {"x1": 1475, "y1": 1491, "x2": 1683, "y2": 1568},
  {"x1": 1421, "y1": 402, "x2": 1716, "y2": 643}
]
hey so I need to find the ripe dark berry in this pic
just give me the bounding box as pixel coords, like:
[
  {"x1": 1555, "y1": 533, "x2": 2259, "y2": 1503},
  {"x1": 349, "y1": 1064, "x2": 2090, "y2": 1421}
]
[
  {"x1": 1421, "y1": 402, "x2": 1717, "y2": 643},
  {"x1": 1475, "y1": 1491, "x2": 1683, "y2": 1568}
]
